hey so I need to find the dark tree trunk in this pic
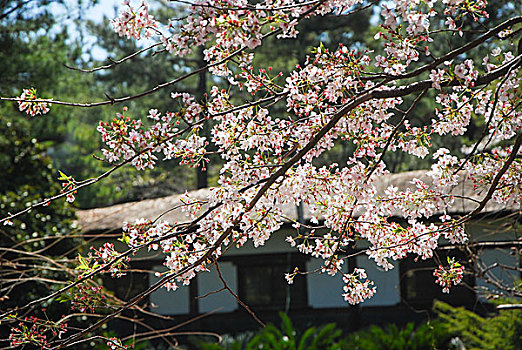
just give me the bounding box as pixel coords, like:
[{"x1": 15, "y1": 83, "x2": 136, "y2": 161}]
[{"x1": 196, "y1": 46, "x2": 208, "y2": 189}]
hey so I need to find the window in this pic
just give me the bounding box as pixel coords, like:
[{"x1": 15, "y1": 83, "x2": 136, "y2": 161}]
[
  {"x1": 235, "y1": 253, "x2": 308, "y2": 310},
  {"x1": 400, "y1": 250, "x2": 475, "y2": 307},
  {"x1": 103, "y1": 268, "x2": 149, "y2": 301}
]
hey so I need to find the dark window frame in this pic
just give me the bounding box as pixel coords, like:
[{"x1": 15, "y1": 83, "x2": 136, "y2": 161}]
[
  {"x1": 229, "y1": 253, "x2": 309, "y2": 311},
  {"x1": 399, "y1": 249, "x2": 476, "y2": 308}
]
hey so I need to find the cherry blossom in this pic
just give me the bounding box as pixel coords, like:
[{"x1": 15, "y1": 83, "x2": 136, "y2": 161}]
[
  {"x1": 90, "y1": 0, "x2": 522, "y2": 311},
  {"x1": 9, "y1": 316, "x2": 67, "y2": 349},
  {"x1": 342, "y1": 268, "x2": 376, "y2": 304},
  {"x1": 17, "y1": 88, "x2": 51, "y2": 116},
  {"x1": 111, "y1": 0, "x2": 158, "y2": 40},
  {"x1": 434, "y1": 257, "x2": 465, "y2": 293}
]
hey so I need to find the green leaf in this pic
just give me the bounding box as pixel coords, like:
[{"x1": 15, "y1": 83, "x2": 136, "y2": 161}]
[
  {"x1": 76, "y1": 253, "x2": 89, "y2": 270},
  {"x1": 56, "y1": 293, "x2": 71, "y2": 303},
  {"x1": 118, "y1": 233, "x2": 130, "y2": 245},
  {"x1": 58, "y1": 170, "x2": 70, "y2": 181}
]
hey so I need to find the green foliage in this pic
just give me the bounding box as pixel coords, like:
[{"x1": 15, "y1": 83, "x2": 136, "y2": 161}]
[
  {"x1": 248, "y1": 313, "x2": 346, "y2": 350},
  {"x1": 196, "y1": 312, "x2": 347, "y2": 350},
  {"x1": 344, "y1": 322, "x2": 450, "y2": 350},
  {"x1": 0, "y1": 114, "x2": 78, "y2": 316},
  {"x1": 0, "y1": 115, "x2": 76, "y2": 248},
  {"x1": 434, "y1": 301, "x2": 522, "y2": 350},
  {"x1": 343, "y1": 302, "x2": 522, "y2": 350},
  {"x1": 196, "y1": 305, "x2": 522, "y2": 350}
]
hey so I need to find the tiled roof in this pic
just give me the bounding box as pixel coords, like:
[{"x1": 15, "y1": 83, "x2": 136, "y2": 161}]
[{"x1": 77, "y1": 170, "x2": 519, "y2": 233}]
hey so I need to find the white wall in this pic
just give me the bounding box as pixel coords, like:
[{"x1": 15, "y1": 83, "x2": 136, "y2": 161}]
[
  {"x1": 306, "y1": 254, "x2": 401, "y2": 308},
  {"x1": 306, "y1": 257, "x2": 349, "y2": 308},
  {"x1": 356, "y1": 255, "x2": 400, "y2": 307},
  {"x1": 149, "y1": 219, "x2": 520, "y2": 314},
  {"x1": 149, "y1": 267, "x2": 190, "y2": 315},
  {"x1": 198, "y1": 262, "x2": 238, "y2": 313}
]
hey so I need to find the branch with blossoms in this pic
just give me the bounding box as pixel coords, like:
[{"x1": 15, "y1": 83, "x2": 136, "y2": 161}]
[
  {"x1": 2, "y1": 51, "x2": 516, "y2": 284},
  {"x1": 0, "y1": 244, "x2": 123, "y2": 348},
  {"x1": 0, "y1": 0, "x2": 330, "y2": 109},
  {"x1": 4, "y1": 59, "x2": 520, "y2": 344},
  {"x1": 17, "y1": 88, "x2": 52, "y2": 116},
  {"x1": 0, "y1": 223, "x2": 222, "y2": 349},
  {"x1": 58, "y1": 116, "x2": 520, "y2": 347},
  {"x1": 2, "y1": 0, "x2": 522, "y2": 348}
]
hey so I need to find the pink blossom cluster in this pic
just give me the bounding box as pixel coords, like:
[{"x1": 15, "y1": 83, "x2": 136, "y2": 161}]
[
  {"x1": 427, "y1": 148, "x2": 460, "y2": 190},
  {"x1": 97, "y1": 99, "x2": 209, "y2": 170},
  {"x1": 397, "y1": 122, "x2": 430, "y2": 158},
  {"x1": 124, "y1": 216, "x2": 212, "y2": 290},
  {"x1": 111, "y1": 0, "x2": 157, "y2": 40},
  {"x1": 17, "y1": 88, "x2": 51, "y2": 116},
  {"x1": 107, "y1": 337, "x2": 128, "y2": 350},
  {"x1": 58, "y1": 171, "x2": 78, "y2": 203},
  {"x1": 466, "y1": 146, "x2": 522, "y2": 205},
  {"x1": 114, "y1": 1, "x2": 366, "y2": 76},
  {"x1": 433, "y1": 91, "x2": 473, "y2": 136},
  {"x1": 342, "y1": 268, "x2": 376, "y2": 305},
  {"x1": 359, "y1": 216, "x2": 441, "y2": 270},
  {"x1": 123, "y1": 218, "x2": 176, "y2": 251},
  {"x1": 10, "y1": 316, "x2": 67, "y2": 348},
  {"x1": 443, "y1": 225, "x2": 468, "y2": 245},
  {"x1": 79, "y1": 243, "x2": 130, "y2": 278},
  {"x1": 433, "y1": 257, "x2": 465, "y2": 293},
  {"x1": 485, "y1": 70, "x2": 521, "y2": 142},
  {"x1": 70, "y1": 283, "x2": 105, "y2": 313}
]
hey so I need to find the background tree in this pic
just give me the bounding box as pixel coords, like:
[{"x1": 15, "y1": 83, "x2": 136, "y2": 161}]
[{"x1": 0, "y1": 114, "x2": 78, "y2": 343}]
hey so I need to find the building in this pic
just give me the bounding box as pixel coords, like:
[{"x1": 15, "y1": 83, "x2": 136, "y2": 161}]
[{"x1": 77, "y1": 170, "x2": 521, "y2": 333}]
